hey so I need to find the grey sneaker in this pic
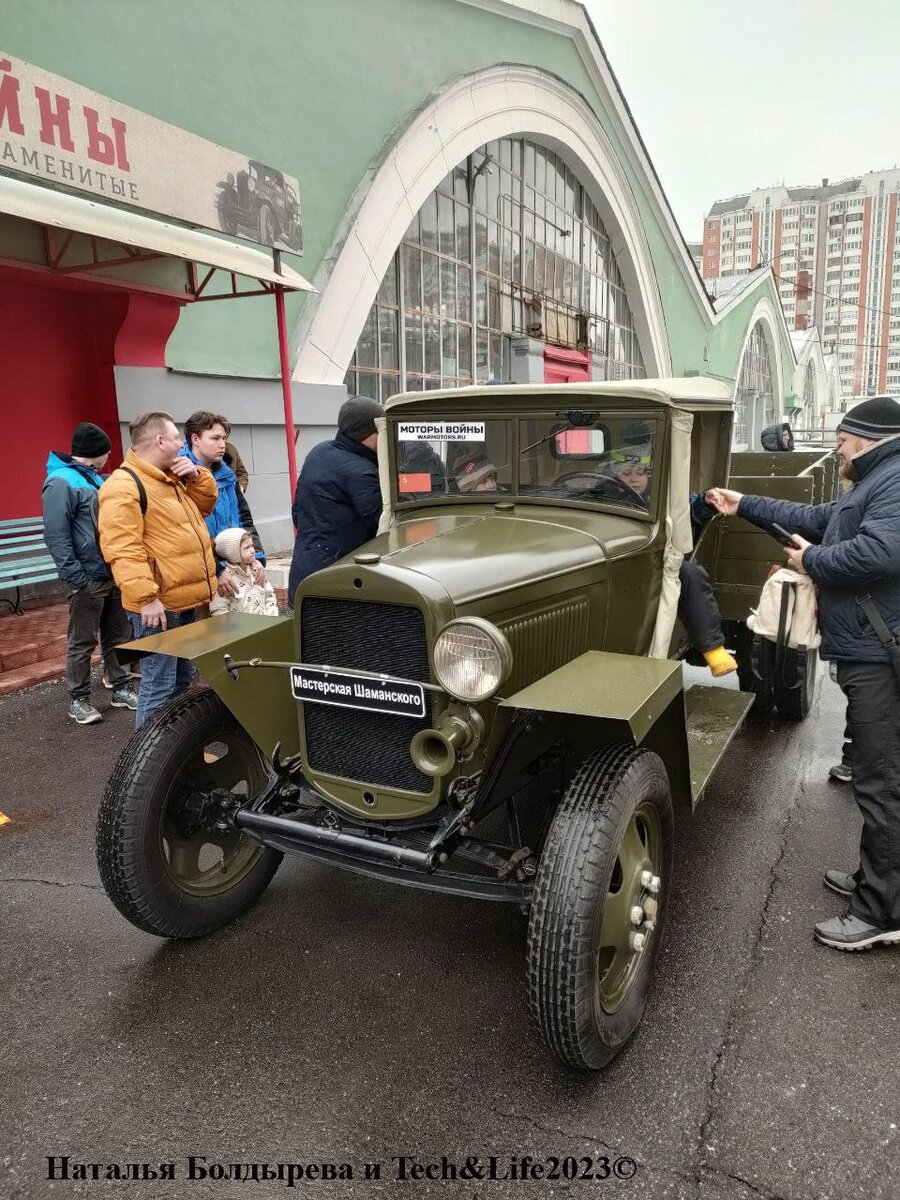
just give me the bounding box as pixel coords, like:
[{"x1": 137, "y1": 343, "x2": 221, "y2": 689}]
[
  {"x1": 828, "y1": 762, "x2": 852, "y2": 783},
  {"x1": 103, "y1": 668, "x2": 139, "y2": 689},
  {"x1": 110, "y1": 686, "x2": 139, "y2": 711},
  {"x1": 814, "y1": 913, "x2": 900, "y2": 951},
  {"x1": 69, "y1": 698, "x2": 103, "y2": 725},
  {"x1": 824, "y1": 869, "x2": 857, "y2": 897}
]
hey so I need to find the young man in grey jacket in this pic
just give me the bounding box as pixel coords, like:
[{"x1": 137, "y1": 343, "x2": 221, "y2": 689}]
[{"x1": 42, "y1": 423, "x2": 137, "y2": 724}]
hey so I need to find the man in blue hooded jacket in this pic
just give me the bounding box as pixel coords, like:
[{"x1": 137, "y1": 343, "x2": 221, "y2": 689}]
[
  {"x1": 288, "y1": 396, "x2": 384, "y2": 605},
  {"x1": 709, "y1": 396, "x2": 900, "y2": 951},
  {"x1": 183, "y1": 412, "x2": 266, "y2": 600},
  {"x1": 42, "y1": 422, "x2": 137, "y2": 724}
]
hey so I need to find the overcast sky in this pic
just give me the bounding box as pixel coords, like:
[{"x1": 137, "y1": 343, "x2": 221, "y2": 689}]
[{"x1": 585, "y1": 0, "x2": 900, "y2": 241}]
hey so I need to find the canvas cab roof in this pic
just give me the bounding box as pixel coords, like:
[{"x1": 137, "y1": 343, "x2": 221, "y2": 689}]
[{"x1": 384, "y1": 377, "x2": 733, "y2": 414}]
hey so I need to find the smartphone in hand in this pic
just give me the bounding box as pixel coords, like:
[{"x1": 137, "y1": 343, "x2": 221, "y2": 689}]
[{"x1": 770, "y1": 522, "x2": 800, "y2": 548}]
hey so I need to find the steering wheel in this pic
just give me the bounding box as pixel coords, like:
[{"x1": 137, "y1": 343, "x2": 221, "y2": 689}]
[
  {"x1": 548, "y1": 470, "x2": 608, "y2": 492},
  {"x1": 549, "y1": 470, "x2": 647, "y2": 507}
]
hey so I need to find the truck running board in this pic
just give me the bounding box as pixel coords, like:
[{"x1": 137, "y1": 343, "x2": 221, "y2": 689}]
[{"x1": 684, "y1": 684, "x2": 755, "y2": 805}]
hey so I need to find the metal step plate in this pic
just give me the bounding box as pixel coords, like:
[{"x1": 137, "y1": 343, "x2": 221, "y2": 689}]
[{"x1": 685, "y1": 684, "x2": 755, "y2": 804}]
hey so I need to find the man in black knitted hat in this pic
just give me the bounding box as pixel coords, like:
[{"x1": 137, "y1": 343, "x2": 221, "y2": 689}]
[
  {"x1": 42, "y1": 423, "x2": 137, "y2": 724},
  {"x1": 453, "y1": 447, "x2": 498, "y2": 494},
  {"x1": 287, "y1": 395, "x2": 384, "y2": 603},
  {"x1": 707, "y1": 395, "x2": 900, "y2": 950}
]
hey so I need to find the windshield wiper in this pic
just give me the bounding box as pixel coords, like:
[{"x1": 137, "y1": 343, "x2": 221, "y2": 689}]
[
  {"x1": 519, "y1": 429, "x2": 560, "y2": 457},
  {"x1": 520, "y1": 410, "x2": 600, "y2": 458}
]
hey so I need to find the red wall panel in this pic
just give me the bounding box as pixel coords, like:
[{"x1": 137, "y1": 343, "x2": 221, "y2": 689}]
[
  {"x1": 1, "y1": 279, "x2": 127, "y2": 519},
  {"x1": 544, "y1": 344, "x2": 590, "y2": 383}
]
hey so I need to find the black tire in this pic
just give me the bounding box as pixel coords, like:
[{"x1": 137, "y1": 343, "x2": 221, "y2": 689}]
[
  {"x1": 526, "y1": 744, "x2": 674, "y2": 1070},
  {"x1": 774, "y1": 646, "x2": 818, "y2": 721},
  {"x1": 258, "y1": 203, "x2": 277, "y2": 246},
  {"x1": 216, "y1": 189, "x2": 238, "y2": 236},
  {"x1": 96, "y1": 689, "x2": 282, "y2": 939}
]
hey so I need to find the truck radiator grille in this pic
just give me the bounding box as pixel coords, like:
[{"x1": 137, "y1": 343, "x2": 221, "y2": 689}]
[
  {"x1": 500, "y1": 598, "x2": 590, "y2": 693},
  {"x1": 299, "y1": 597, "x2": 433, "y2": 794}
]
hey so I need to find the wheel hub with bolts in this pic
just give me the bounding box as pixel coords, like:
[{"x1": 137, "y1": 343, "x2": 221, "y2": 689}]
[
  {"x1": 627, "y1": 874, "x2": 661, "y2": 950},
  {"x1": 595, "y1": 798, "x2": 664, "y2": 1014}
]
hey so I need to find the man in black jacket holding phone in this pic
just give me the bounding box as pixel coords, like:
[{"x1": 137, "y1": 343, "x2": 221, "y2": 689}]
[{"x1": 708, "y1": 396, "x2": 900, "y2": 951}]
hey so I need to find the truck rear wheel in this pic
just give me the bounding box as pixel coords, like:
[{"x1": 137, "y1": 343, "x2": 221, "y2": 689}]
[
  {"x1": 96, "y1": 689, "x2": 282, "y2": 939},
  {"x1": 526, "y1": 744, "x2": 673, "y2": 1070}
]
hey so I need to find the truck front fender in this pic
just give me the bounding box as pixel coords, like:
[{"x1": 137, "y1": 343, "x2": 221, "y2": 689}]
[
  {"x1": 500, "y1": 651, "x2": 692, "y2": 805},
  {"x1": 119, "y1": 613, "x2": 300, "y2": 760}
]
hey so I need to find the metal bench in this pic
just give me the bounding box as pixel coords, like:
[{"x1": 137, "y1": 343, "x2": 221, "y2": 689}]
[{"x1": 0, "y1": 517, "x2": 59, "y2": 613}]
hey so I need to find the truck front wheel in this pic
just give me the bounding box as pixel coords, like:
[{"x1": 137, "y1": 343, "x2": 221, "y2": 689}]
[
  {"x1": 526, "y1": 745, "x2": 673, "y2": 1070},
  {"x1": 216, "y1": 188, "x2": 238, "y2": 235},
  {"x1": 258, "y1": 203, "x2": 277, "y2": 246},
  {"x1": 96, "y1": 689, "x2": 282, "y2": 938}
]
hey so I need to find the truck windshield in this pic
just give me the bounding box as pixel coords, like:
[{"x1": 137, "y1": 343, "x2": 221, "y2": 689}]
[
  {"x1": 391, "y1": 413, "x2": 659, "y2": 512},
  {"x1": 395, "y1": 419, "x2": 513, "y2": 500},
  {"x1": 518, "y1": 414, "x2": 659, "y2": 511}
]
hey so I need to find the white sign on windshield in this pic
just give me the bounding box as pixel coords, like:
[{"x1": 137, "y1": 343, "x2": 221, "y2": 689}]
[{"x1": 397, "y1": 421, "x2": 485, "y2": 442}]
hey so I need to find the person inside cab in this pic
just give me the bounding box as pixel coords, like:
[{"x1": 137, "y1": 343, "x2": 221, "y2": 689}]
[
  {"x1": 607, "y1": 444, "x2": 737, "y2": 678},
  {"x1": 453, "y1": 448, "x2": 499, "y2": 493},
  {"x1": 607, "y1": 443, "x2": 653, "y2": 498}
]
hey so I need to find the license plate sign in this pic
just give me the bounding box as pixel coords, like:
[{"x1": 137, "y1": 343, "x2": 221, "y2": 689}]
[{"x1": 289, "y1": 666, "x2": 426, "y2": 719}]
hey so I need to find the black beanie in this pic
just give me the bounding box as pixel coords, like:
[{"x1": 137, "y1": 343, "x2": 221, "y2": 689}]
[
  {"x1": 338, "y1": 395, "x2": 384, "y2": 441},
  {"x1": 837, "y1": 396, "x2": 900, "y2": 440},
  {"x1": 71, "y1": 422, "x2": 112, "y2": 457}
]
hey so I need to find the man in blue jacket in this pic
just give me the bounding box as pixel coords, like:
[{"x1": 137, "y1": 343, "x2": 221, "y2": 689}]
[
  {"x1": 42, "y1": 423, "x2": 138, "y2": 724},
  {"x1": 183, "y1": 412, "x2": 266, "y2": 600},
  {"x1": 288, "y1": 396, "x2": 384, "y2": 605},
  {"x1": 709, "y1": 396, "x2": 900, "y2": 951}
]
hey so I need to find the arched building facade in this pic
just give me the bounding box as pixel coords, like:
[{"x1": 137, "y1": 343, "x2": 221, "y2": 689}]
[
  {"x1": 341, "y1": 134, "x2": 647, "y2": 402},
  {"x1": 4, "y1": 0, "x2": 807, "y2": 548},
  {"x1": 790, "y1": 326, "x2": 831, "y2": 437}
]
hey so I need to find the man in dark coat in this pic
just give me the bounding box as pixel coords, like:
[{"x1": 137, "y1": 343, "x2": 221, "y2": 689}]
[
  {"x1": 708, "y1": 396, "x2": 900, "y2": 950},
  {"x1": 287, "y1": 396, "x2": 384, "y2": 605},
  {"x1": 42, "y1": 423, "x2": 137, "y2": 724},
  {"x1": 760, "y1": 422, "x2": 794, "y2": 451}
]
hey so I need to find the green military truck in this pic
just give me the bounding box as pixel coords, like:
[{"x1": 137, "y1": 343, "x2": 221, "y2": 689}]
[{"x1": 96, "y1": 380, "x2": 835, "y2": 1070}]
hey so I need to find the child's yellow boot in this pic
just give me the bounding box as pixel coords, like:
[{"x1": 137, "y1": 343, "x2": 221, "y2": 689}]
[{"x1": 703, "y1": 646, "x2": 738, "y2": 677}]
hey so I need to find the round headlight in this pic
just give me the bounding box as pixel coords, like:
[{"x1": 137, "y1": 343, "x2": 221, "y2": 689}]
[{"x1": 433, "y1": 618, "x2": 512, "y2": 703}]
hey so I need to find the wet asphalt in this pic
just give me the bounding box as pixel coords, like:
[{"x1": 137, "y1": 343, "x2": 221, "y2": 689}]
[{"x1": 1, "y1": 668, "x2": 897, "y2": 1200}]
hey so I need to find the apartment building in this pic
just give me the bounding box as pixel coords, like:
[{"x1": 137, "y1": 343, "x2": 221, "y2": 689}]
[{"x1": 703, "y1": 170, "x2": 900, "y2": 396}]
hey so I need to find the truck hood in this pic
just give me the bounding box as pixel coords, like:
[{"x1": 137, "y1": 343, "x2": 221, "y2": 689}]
[{"x1": 367, "y1": 509, "x2": 650, "y2": 605}]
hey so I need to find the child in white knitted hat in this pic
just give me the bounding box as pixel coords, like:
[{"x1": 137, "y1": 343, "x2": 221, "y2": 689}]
[{"x1": 210, "y1": 528, "x2": 279, "y2": 616}]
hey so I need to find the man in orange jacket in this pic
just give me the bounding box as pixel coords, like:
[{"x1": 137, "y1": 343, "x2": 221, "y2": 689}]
[{"x1": 98, "y1": 410, "x2": 218, "y2": 727}]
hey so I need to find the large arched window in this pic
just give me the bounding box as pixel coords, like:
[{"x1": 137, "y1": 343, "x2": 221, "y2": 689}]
[
  {"x1": 344, "y1": 137, "x2": 645, "y2": 399},
  {"x1": 734, "y1": 321, "x2": 776, "y2": 448}
]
